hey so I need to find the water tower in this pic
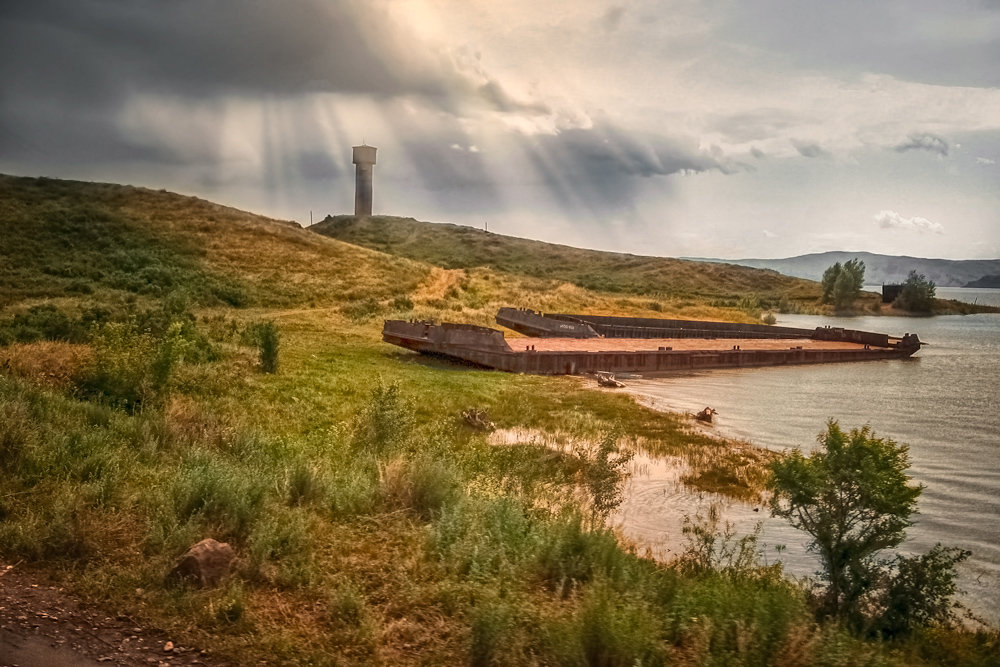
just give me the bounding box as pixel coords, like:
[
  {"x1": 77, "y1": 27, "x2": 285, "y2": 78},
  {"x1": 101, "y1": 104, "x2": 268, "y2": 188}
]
[{"x1": 352, "y1": 144, "x2": 376, "y2": 217}]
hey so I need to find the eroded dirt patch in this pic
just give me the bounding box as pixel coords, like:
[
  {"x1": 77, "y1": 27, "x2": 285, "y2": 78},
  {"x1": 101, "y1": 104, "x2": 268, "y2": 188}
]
[{"x1": 0, "y1": 563, "x2": 225, "y2": 667}]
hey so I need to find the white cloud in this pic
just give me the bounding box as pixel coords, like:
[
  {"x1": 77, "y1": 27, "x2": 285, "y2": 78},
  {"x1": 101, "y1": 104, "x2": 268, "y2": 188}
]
[
  {"x1": 874, "y1": 210, "x2": 944, "y2": 234},
  {"x1": 976, "y1": 156, "x2": 996, "y2": 165}
]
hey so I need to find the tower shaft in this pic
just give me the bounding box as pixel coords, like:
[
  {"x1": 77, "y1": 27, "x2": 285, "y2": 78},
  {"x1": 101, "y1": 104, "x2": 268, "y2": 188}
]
[{"x1": 352, "y1": 145, "x2": 377, "y2": 217}]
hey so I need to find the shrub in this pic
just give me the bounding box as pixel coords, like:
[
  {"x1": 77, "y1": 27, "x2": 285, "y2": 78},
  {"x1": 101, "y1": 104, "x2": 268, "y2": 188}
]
[
  {"x1": 576, "y1": 427, "x2": 634, "y2": 522},
  {"x1": 545, "y1": 583, "x2": 669, "y2": 666},
  {"x1": 169, "y1": 452, "x2": 268, "y2": 541},
  {"x1": 0, "y1": 304, "x2": 90, "y2": 345},
  {"x1": 340, "y1": 298, "x2": 382, "y2": 321},
  {"x1": 75, "y1": 321, "x2": 186, "y2": 411},
  {"x1": 379, "y1": 455, "x2": 461, "y2": 519},
  {"x1": 876, "y1": 544, "x2": 971, "y2": 638},
  {"x1": 894, "y1": 270, "x2": 936, "y2": 313},
  {"x1": 677, "y1": 503, "x2": 763, "y2": 577},
  {"x1": 285, "y1": 459, "x2": 327, "y2": 507},
  {"x1": 251, "y1": 320, "x2": 279, "y2": 373},
  {"x1": 390, "y1": 295, "x2": 414, "y2": 311},
  {"x1": 470, "y1": 601, "x2": 516, "y2": 667},
  {"x1": 352, "y1": 381, "x2": 414, "y2": 457}
]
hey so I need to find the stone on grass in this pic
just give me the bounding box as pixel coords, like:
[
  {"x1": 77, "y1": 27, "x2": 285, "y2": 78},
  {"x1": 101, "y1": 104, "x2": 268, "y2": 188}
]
[{"x1": 168, "y1": 539, "x2": 235, "y2": 587}]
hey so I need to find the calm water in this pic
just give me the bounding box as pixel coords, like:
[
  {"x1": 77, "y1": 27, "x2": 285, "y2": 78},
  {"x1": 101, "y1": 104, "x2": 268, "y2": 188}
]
[{"x1": 617, "y1": 289, "x2": 1000, "y2": 622}]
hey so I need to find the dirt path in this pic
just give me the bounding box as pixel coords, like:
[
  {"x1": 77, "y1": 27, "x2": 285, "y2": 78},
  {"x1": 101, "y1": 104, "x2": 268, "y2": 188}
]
[{"x1": 0, "y1": 564, "x2": 224, "y2": 667}]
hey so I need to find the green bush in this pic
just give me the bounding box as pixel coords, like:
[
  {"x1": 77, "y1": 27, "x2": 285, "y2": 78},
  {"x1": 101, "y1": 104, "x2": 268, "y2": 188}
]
[
  {"x1": 169, "y1": 452, "x2": 268, "y2": 541},
  {"x1": 379, "y1": 454, "x2": 461, "y2": 519},
  {"x1": 894, "y1": 270, "x2": 936, "y2": 313},
  {"x1": 470, "y1": 601, "x2": 517, "y2": 667},
  {"x1": 876, "y1": 544, "x2": 971, "y2": 638},
  {"x1": 252, "y1": 320, "x2": 280, "y2": 373},
  {"x1": 75, "y1": 321, "x2": 186, "y2": 411},
  {"x1": 352, "y1": 381, "x2": 414, "y2": 457},
  {"x1": 0, "y1": 304, "x2": 90, "y2": 345}
]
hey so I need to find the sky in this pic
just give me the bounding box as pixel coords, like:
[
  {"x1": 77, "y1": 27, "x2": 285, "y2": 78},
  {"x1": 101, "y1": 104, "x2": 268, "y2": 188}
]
[{"x1": 2, "y1": 0, "x2": 999, "y2": 260}]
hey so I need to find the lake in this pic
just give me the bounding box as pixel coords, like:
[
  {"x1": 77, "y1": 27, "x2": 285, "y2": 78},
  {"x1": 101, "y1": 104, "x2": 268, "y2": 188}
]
[{"x1": 616, "y1": 288, "x2": 1000, "y2": 622}]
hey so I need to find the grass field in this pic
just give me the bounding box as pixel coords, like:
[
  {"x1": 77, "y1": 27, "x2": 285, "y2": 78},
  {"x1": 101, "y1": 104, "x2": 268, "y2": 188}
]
[{"x1": 1, "y1": 174, "x2": 995, "y2": 665}]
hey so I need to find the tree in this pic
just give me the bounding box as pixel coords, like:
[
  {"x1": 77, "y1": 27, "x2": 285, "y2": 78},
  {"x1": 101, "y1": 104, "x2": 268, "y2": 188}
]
[
  {"x1": 894, "y1": 270, "x2": 936, "y2": 312},
  {"x1": 821, "y1": 262, "x2": 841, "y2": 303},
  {"x1": 821, "y1": 258, "x2": 865, "y2": 308},
  {"x1": 769, "y1": 421, "x2": 922, "y2": 624}
]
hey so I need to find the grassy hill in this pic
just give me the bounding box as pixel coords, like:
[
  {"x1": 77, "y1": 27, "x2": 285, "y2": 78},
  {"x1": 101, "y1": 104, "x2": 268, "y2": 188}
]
[
  {"x1": 311, "y1": 214, "x2": 822, "y2": 309},
  {"x1": 1, "y1": 175, "x2": 993, "y2": 665}
]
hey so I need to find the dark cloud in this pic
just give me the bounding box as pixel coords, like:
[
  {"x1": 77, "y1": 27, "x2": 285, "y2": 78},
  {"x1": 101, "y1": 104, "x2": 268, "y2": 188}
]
[
  {"x1": 517, "y1": 122, "x2": 734, "y2": 216},
  {"x1": 893, "y1": 132, "x2": 949, "y2": 156},
  {"x1": 0, "y1": 0, "x2": 461, "y2": 104},
  {"x1": 750, "y1": 147, "x2": 767, "y2": 159},
  {"x1": 792, "y1": 140, "x2": 829, "y2": 158},
  {"x1": 0, "y1": 0, "x2": 539, "y2": 176}
]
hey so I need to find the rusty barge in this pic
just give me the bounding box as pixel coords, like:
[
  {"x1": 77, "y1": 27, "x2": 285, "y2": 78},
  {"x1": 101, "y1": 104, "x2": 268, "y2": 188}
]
[{"x1": 382, "y1": 308, "x2": 922, "y2": 375}]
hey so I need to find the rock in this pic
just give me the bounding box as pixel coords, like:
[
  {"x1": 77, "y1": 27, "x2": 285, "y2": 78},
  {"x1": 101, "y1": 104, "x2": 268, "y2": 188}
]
[
  {"x1": 168, "y1": 538, "x2": 235, "y2": 587},
  {"x1": 163, "y1": 640, "x2": 174, "y2": 652}
]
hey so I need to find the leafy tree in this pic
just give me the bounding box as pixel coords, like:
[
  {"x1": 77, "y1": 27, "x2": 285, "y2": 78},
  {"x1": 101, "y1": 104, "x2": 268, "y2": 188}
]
[
  {"x1": 770, "y1": 421, "x2": 970, "y2": 636},
  {"x1": 820, "y1": 262, "x2": 841, "y2": 303},
  {"x1": 894, "y1": 270, "x2": 936, "y2": 312},
  {"x1": 769, "y1": 421, "x2": 922, "y2": 624},
  {"x1": 821, "y1": 258, "x2": 865, "y2": 308}
]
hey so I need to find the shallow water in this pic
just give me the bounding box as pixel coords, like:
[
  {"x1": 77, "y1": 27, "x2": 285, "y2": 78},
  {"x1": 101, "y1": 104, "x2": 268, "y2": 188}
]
[{"x1": 616, "y1": 302, "x2": 1000, "y2": 622}]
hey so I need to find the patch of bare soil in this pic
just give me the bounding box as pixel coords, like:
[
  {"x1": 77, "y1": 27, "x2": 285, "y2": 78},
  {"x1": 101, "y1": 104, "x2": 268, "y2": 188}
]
[{"x1": 0, "y1": 563, "x2": 225, "y2": 667}]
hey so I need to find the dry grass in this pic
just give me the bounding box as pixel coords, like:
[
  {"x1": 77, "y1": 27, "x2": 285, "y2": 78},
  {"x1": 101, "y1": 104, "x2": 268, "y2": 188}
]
[{"x1": 1, "y1": 341, "x2": 91, "y2": 389}]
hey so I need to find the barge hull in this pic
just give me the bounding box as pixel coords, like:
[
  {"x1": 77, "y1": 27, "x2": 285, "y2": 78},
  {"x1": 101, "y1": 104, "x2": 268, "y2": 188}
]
[{"x1": 382, "y1": 320, "x2": 918, "y2": 375}]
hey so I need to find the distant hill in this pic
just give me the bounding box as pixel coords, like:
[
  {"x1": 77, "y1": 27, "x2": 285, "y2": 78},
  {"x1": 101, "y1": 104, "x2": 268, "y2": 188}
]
[
  {"x1": 965, "y1": 274, "x2": 1000, "y2": 288},
  {"x1": 688, "y1": 251, "x2": 1000, "y2": 287},
  {"x1": 310, "y1": 215, "x2": 821, "y2": 306}
]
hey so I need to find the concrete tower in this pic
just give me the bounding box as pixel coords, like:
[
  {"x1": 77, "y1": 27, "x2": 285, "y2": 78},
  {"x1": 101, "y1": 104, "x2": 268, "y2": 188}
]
[{"x1": 352, "y1": 144, "x2": 376, "y2": 217}]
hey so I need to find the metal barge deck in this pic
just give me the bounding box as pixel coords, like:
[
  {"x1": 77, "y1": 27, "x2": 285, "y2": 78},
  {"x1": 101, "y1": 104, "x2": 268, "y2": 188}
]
[{"x1": 382, "y1": 311, "x2": 921, "y2": 375}]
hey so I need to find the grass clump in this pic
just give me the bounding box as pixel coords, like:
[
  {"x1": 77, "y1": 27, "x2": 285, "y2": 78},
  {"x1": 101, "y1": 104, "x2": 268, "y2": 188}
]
[{"x1": 249, "y1": 320, "x2": 279, "y2": 373}]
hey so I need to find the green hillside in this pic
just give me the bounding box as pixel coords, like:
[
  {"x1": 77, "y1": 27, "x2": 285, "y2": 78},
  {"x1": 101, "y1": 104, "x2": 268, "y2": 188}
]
[
  {"x1": 311, "y1": 214, "x2": 822, "y2": 308},
  {"x1": 0, "y1": 175, "x2": 991, "y2": 665}
]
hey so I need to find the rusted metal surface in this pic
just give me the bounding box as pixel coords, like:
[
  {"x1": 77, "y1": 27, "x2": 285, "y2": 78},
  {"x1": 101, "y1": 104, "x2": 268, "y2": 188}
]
[
  {"x1": 496, "y1": 307, "x2": 600, "y2": 338},
  {"x1": 382, "y1": 317, "x2": 921, "y2": 375},
  {"x1": 496, "y1": 308, "x2": 915, "y2": 351}
]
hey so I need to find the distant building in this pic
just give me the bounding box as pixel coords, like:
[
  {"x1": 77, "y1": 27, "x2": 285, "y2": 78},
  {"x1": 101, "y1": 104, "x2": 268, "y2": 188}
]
[
  {"x1": 882, "y1": 283, "x2": 902, "y2": 303},
  {"x1": 352, "y1": 144, "x2": 376, "y2": 217}
]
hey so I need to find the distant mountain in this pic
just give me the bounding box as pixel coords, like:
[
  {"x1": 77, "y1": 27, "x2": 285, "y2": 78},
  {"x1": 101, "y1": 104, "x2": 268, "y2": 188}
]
[
  {"x1": 688, "y1": 252, "x2": 1000, "y2": 287},
  {"x1": 965, "y1": 274, "x2": 1000, "y2": 288}
]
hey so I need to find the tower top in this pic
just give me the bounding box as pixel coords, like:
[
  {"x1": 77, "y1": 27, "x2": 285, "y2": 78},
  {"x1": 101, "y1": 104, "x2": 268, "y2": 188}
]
[{"x1": 353, "y1": 145, "x2": 376, "y2": 165}]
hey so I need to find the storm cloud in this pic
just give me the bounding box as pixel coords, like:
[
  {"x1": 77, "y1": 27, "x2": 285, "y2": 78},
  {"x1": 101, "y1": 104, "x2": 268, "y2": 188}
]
[{"x1": 0, "y1": 0, "x2": 996, "y2": 259}]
